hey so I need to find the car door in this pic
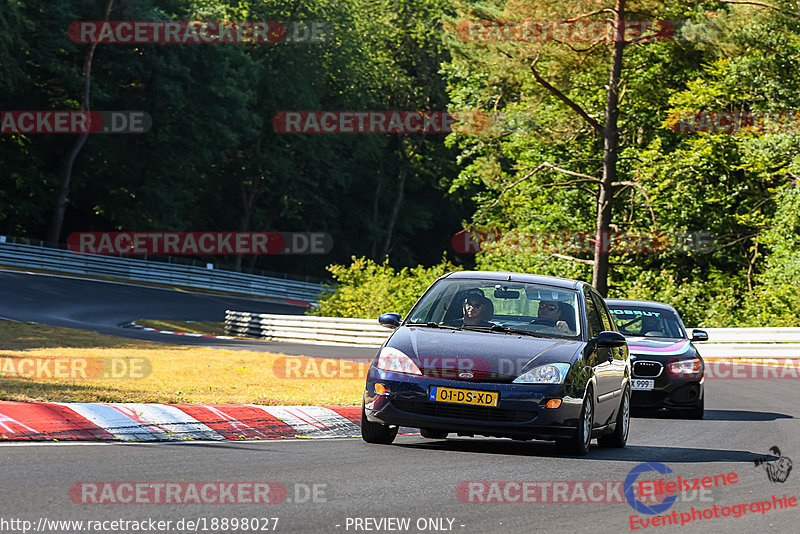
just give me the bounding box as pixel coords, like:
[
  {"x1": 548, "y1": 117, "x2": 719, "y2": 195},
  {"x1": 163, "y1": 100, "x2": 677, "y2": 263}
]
[
  {"x1": 582, "y1": 287, "x2": 616, "y2": 425},
  {"x1": 592, "y1": 292, "x2": 628, "y2": 422}
]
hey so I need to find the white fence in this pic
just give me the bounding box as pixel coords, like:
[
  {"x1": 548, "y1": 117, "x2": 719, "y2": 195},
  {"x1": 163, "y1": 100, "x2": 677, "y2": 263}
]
[
  {"x1": 225, "y1": 312, "x2": 390, "y2": 347},
  {"x1": 693, "y1": 328, "x2": 800, "y2": 358},
  {"x1": 224, "y1": 312, "x2": 800, "y2": 357},
  {"x1": 0, "y1": 240, "x2": 328, "y2": 303}
]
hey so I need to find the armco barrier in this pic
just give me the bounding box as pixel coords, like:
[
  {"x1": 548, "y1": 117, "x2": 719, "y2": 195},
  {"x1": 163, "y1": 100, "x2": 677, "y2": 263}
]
[
  {"x1": 0, "y1": 240, "x2": 328, "y2": 303},
  {"x1": 224, "y1": 314, "x2": 800, "y2": 356},
  {"x1": 225, "y1": 311, "x2": 390, "y2": 347},
  {"x1": 693, "y1": 328, "x2": 800, "y2": 358}
]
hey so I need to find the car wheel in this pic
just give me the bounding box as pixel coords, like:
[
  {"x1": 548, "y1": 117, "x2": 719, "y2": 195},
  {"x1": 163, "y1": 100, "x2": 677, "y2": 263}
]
[
  {"x1": 360, "y1": 402, "x2": 398, "y2": 444},
  {"x1": 598, "y1": 386, "x2": 630, "y2": 448},
  {"x1": 685, "y1": 394, "x2": 704, "y2": 419},
  {"x1": 420, "y1": 428, "x2": 448, "y2": 439},
  {"x1": 557, "y1": 387, "x2": 594, "y2": 456}
]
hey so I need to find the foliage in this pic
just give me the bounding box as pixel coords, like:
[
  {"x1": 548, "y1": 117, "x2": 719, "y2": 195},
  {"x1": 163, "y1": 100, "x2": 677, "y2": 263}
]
[
  {"x1": 743, "y1": 184, "x2": 800, "y2": 326},
  {"x1": 3, "y1": 0, "x2": 800, "y2": 325},
  {"x1": 309, "y1": 257, "x2": 461, "y2": 318}
]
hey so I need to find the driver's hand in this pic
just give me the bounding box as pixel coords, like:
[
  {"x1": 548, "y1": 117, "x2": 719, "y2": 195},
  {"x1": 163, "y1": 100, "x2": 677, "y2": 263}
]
[{"x1": 555, "y1": 321, "x2": 571, "y2": 334}]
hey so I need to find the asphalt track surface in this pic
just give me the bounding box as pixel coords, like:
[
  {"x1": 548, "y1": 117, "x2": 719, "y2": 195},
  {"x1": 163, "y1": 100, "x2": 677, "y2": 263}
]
[
  {"x1": 1, "y1": 270, "x2": 799, "y2": 533},
  {"x1": 2, "y1": 379, "x2": 798, "y2": 533},
  {"x1": 0, "y1": 269, "x2": 376, "y2": 359}
]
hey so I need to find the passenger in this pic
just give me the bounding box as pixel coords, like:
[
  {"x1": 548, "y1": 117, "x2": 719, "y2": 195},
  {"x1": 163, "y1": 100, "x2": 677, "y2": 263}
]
[{"x1": 535, "y1": 300, "x2": 575, "y2": 335}]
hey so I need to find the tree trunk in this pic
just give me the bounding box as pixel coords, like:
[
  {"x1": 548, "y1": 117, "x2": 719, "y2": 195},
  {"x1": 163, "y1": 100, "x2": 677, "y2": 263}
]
[
  {"x1": 46, "y1": 0, "x2": 114, "y2": 244},
  {"x1": 381, "y1": 166, "x2": 407, "y2": 258},
  {"x1": 592, "y1": 0, "x2": 626, "y2": 297},
  {"x1": 370, "y1": 164, "x2": 384, "y2": 258},
  {"x1": 233, "y1": 175, "x2": 261, "y2": 272}
]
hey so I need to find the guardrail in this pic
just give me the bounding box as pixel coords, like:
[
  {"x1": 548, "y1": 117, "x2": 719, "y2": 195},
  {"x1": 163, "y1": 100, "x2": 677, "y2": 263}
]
[
  {"x1": 225, "y1": 312, "x2": 388, "y2": 347},
  {"x1": 224, "y1": 313, "x2": 800, "y2": 357},
  {"x1": 693, "y1": 328, "x2": 800, "y2": 358},
  {"x1": 0, "y1": 241, "x2": 328, "y2": 303}
]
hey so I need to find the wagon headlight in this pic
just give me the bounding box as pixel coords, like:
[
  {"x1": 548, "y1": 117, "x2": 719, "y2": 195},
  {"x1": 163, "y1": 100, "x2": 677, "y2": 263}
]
[
  {"x1": 376, "y1": 347, "x2": 422, "y2": 375},
  {"x1": 667, "y1": 357, "x2": 703, "y2": 379},
  {"x1": 513, "y1": 363, "x2": 571, "y2": 384}
]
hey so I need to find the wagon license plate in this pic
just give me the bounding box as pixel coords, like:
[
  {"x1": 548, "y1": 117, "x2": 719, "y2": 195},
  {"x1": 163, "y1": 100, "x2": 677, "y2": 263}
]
[
  {"x1": 429, "y1": 386, "x2": 499, "y2": 407},
  {"x1": 631, "y1": 379, "x2": 654, "y2": 391}
]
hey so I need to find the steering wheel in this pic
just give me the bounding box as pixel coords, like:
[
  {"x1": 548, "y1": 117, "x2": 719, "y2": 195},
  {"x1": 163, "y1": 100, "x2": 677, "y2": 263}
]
[{"x1": 530, "y1": 317, "x2": 557, "y2": 327}]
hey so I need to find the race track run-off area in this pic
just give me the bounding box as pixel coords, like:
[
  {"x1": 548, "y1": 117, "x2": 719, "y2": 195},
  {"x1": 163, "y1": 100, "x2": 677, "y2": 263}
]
[
  {"x1": 0, "y1": 402, "x2": 365, "y2": 441},
  {"x1": 1, "y1": 272, "x2": 799, "y2": 533}
]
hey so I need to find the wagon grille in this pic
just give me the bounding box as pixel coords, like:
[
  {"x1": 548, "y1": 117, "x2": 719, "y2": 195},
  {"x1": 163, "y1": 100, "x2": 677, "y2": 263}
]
[{"x1": 633, "y1": 360, "x2": 663, "y2": 378}]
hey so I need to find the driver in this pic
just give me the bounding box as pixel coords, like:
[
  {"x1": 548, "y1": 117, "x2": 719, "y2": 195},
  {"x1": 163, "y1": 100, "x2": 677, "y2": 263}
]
[
  {"x1": 462, "y1": 292, "x2": 494, "y2": 327},
  {"x1": 535, "y1": 300, "x2": 575, "y2": 335},
  {"x1": 640, "y1": 315, "x2": 663, "y2": 336}
]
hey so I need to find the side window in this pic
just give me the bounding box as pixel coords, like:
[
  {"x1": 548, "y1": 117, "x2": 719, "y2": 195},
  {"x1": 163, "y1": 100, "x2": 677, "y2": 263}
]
[
  {"x1": 583, "y1": 288, "x2": 605, "y2": 338},
  {"x1": 592, "y1": 293, "x2": 615, "y2": 332}
]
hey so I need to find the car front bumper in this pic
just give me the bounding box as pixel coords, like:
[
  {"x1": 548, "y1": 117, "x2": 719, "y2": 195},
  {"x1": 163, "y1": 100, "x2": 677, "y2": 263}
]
[
  {"x1": 364, "y1": 367, "x2": 585, "y2": 441},
  {"x1": 631, "y1": 378, "x2": 704, "y2": 409}
]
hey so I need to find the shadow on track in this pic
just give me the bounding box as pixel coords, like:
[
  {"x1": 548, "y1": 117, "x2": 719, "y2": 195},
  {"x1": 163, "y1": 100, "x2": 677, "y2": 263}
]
[
  {"x1": 393, "y1": 438, "x2": 767, "y2": 463},
  {"x1": 632, "y1": 408, "x2": 793, "y2": 422}
]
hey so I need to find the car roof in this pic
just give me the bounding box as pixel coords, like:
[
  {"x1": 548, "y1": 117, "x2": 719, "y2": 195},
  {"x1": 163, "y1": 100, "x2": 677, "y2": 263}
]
[
  {"x1": 605, "y1": 298, "x2": 680, "y2": 315},
  {"x1": 443, "y1": 271, "x2": 585, "y2": 290}
]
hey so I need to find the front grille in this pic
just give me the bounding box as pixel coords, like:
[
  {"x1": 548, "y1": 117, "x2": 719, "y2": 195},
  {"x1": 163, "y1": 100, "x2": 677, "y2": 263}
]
[
  {"x1": 633, "y1": 360, "x2": 663, "y2": 378},
  {"x1": 392, "y1": 400, "x2": 535, "y2": 423}
]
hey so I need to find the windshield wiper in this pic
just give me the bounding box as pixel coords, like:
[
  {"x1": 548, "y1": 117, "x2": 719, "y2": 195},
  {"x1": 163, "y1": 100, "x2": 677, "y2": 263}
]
[
  {"x1": 461, "y1": 324, "x2": 562, "y2": 339},
  {"x1": 406, "y1": 322, "x2": 460, "y2": 330},
  {"x1": 496, "y1": 326, "x2": 554, "y2": 338}
]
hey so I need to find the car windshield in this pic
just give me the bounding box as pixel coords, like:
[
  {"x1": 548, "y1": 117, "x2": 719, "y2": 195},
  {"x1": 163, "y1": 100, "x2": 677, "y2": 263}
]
[
  {"x1": 607, "y1": 305, "x2": 686, "y2": 339},
  {"x1": 406, "y1": 278, "x2": 581, "y2": 340}
]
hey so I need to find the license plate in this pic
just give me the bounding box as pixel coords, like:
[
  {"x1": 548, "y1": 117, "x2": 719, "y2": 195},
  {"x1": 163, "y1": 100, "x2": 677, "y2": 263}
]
[
  {"x1": 429, "y1": 386, "x2": 499, "y2": 407},
  {"x1": 631, "y1": 379, "x2": 654, "y2": 391}
]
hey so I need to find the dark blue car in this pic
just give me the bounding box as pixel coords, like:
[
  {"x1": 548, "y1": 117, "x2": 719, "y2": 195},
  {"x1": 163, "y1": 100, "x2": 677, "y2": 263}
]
[{"x1": 361, "y1": 271, "x2": 631, "y2": 455}]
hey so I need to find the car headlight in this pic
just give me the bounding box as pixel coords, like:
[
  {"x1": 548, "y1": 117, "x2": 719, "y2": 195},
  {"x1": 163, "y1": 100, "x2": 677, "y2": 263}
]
[
  {"x1": 513, "y1": 363, "x2": 571, "y2": 384},
  {"x1": 667, "y1": 357, "x2": 703, "y2": 379},
  {"x1": 376, "y1": 347, "x2": 422, "y2": 375}
]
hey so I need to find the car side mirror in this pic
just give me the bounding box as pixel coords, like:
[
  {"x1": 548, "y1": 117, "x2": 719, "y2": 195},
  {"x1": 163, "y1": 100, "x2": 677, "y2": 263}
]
[
  {"x1": 596, "y1": 330, "x2": 627, "y2": 347},
  {"x1": 378, "y1": 313, "x2": 402, "y2": 329},
  {"x1": 691, "y1": 329, "x2": 708, "y2": 342}
]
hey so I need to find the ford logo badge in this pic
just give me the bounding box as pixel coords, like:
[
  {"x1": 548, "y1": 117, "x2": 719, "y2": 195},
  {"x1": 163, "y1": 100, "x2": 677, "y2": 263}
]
[{"x1": 459, "y1": 372, "x2": 474, "y2": 379}]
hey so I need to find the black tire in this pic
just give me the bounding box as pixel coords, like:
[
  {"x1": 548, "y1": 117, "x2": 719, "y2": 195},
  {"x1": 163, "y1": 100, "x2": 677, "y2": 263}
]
[
  {"x1": 598, "y1": 386, "x2": 630, "y2": 448},
  {"x1": 685, "y1": 394, "x2": 704, "y2": 419},
  {"x1": 557, "y1": 388, "x2": 594, "y2": 456},
  {"x1": 360, "y1": 402, "x2": 398, "y2": 444},
  {"x1": 420, "y1": 428, "x2": 448, "y2": 439}
]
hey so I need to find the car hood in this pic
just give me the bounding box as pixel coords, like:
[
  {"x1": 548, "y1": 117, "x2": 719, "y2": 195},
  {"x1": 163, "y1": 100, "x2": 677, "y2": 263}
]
[
  {"x1": 625, "y1": 337, "x2": 697, "y2": 359},
  {"x1": 384, "y1": 325, "x2": 584, "y2": 382}
]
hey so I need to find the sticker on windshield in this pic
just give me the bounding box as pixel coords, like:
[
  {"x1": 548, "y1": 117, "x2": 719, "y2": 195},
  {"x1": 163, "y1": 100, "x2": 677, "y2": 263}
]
[{"x1": 610, "y1": 309, "x2": 661, "y2": 317}]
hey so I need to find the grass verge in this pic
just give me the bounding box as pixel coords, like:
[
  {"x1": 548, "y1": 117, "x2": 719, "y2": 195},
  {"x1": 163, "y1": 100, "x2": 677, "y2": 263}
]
[
  {"x1": 0, "y1": 320, "x2": 364, "y2": 405},
  {"x1": 134, "y1": 319, "x2": 226, "y2": 336}
]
